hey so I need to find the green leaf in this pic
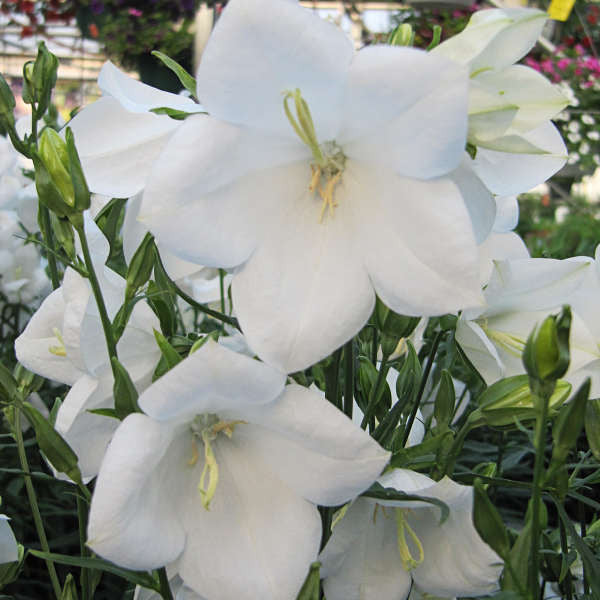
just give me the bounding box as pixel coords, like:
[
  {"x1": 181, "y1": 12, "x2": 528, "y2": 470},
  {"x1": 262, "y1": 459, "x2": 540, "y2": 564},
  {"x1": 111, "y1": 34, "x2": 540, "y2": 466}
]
[
  {"x1": 151, "y1": 51, "x2": 197, "y2": 97},
  {"x1": 149, "y1": 106, "x2": 196, "y2": 120},
  {"x1": 112, "y1": 358, "x2": 140, "y2": 420},
  {"x1": 434, "y1": 369, "x2": 455, "y2": 428},
  {"x1": 295, "y1": 562, "x2": 320, "y2": 600},
  {"x1": 361, "y1": 482, "x2": 449, "y2": 524},
  {"x1": 28, "y1": 550, "x2": 160, "y2": 590},
  {"x1": 552, "y1": 497, "x2": 600, "y2": 600},
  {"x1": 60, "y1": 573, "x2": 79, "y2": 600},
  {"x1": 87, "y1": 408, "x2": 120, "y2": 420},
  {"x1": 0, "y1": 363, "x2": 18, "y2": 402},
  {"x1": 473, "y1": 479, "x2": 510, "y2": 559},
  {"x1": 125, "y1": 232, "x2": 155, "y2": 299},
  {"x1": 21, "y1": 402, "x2": 83, "y2": 486}
]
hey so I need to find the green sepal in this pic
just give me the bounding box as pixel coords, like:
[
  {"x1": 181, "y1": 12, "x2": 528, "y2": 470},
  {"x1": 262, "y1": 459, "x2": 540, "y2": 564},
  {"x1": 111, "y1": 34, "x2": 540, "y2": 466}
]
[
  {"x1": 65, "y1": 127, "x2": 91, "y2": 212},
  {"x1": 295, "y1": 562, "x2": 320, "y2": 600},
  {"x1": 469, "y1": 375, "x2": 571, "y2": 429},
  {"x1": 552, "y1": 378, "x2": 590, "y2": 463},
  {"x1": 112, "y1": 358, "x2": 140, "y2": 420},
  {"x1": 0, "y1": 363, "x2": 18, "y2": 403},
  {"x1": 125, "y1": 232, "x2": 155, "y2": 299},
  {"x1": 149, "y1": 106, "x2": 196, "y2": 120},
  {"x1": 87, "y1": 408, "x2": 120, "y2": 420},
  {"x1": 388, "y1": 23, "x2": 414, "y2": 46},
  {"x1": 151, "y1": 50, "x2": 197, "y2": 97},
  {"x1": 20, "y1": 401, "x2": 84, "y2": 487},
  {"x1": 473, "y1": 479, "x2": 511, "y2": 559},
  {"x1": 153, "y1": 329, "x2": 183, "y2": 371}
]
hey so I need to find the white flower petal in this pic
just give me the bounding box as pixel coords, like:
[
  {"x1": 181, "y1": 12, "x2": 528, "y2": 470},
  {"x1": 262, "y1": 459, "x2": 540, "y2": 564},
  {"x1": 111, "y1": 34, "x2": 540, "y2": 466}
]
[
  {"x1": 232, "y1": 163, "x2": 375, "y2": 373},
  {"x1": 139, "y1": 340, "x2": 286, "y2": 422},
  {"x1": 320, "y1": 498, "x2": 412, "y2": 600},
  {"x1": 471, "y1": 122, "x2": 567, "y2": 196},
  {"x1": 408, "y1": 478, "x2": 502, "y2": 597},
  {"x1": 69, "y1": 97, "x2": 181, "y2": 197},
  {"x1": 15, "y1": 287, "x2": 84, "y2": 385},
  {"x1": 342, "y1": 46, "x2": 468, "y2": 179},
  {"x1": 0, "y1": 516, "x2": 18, "y2": 564},
  {"x1": 87, "y1": 414, "x2": 186, "y2": 569},
  {"x1": 493, "y1": 195, "x2": 519, "y2": 232},
  {"x1": 196, "y1": 0, "x2": 353, "y2": 139},
  {"x1": 478, "y1": 232, "x2": 529, "y2": 286},
  {"x1": 349, "y1": 163, "x2": 482, "y2": 316},
  {"x1": 98, "y1": 61, "x2": 201, "y2": 113},
  {"x1": 177, "y1": 436, "x2": 321, "y2": 600},
  {"x1": 433, "y1": 8, "x2": 546, "y2": 72},
  {"x1": 235, "y1": 384, "x2": 389, "y2": 506},
  {"x1": 450, "y1": 158, "x2": 496, "y2": 244},
  {"x1": 455, "y1": 318, "x2": 505, "y2": 384}
]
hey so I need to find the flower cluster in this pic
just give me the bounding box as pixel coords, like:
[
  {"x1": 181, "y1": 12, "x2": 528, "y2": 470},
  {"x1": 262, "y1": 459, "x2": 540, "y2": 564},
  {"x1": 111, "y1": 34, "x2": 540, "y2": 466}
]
[{"x1": 2, "y1": 2, "x2": 595, "y2": 599}]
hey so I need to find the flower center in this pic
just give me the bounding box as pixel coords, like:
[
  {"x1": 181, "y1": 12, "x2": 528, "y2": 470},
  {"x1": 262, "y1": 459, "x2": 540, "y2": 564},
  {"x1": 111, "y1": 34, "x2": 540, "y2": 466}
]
[
  {"x1": 395, "y1": 508, "x2": 425, "y2": 571},
  {"x1": 283, "y1": 88, "x2": 346, "y2": 222},
  {"x1": 188, "y1": 413, "x2": 246, "y2": 510},
  {"x1": 478, "y1": 319, "x2": 526, "y2": 358},
  {"x1": 48, "y1": 327, "x2": 67, "y2": 357}
]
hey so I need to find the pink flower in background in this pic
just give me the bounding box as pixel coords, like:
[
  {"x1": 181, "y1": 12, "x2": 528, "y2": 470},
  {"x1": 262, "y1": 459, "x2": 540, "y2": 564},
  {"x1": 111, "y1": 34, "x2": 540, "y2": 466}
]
[
  {"x1": 128, "y1": 8, "x2": 142, "y2": 17},
  {"x1": 575, "y1": 44, "x2": 585, "y2": 55},
  {"x1": 557, "y1": 58, "x2": 572, "y2": 71},
  {"x1": 525, "y1": 57, "x2": 541, "y2": 72},
  {"x1": 541, "y1": 59, "x2": 554, "y2": 74}
]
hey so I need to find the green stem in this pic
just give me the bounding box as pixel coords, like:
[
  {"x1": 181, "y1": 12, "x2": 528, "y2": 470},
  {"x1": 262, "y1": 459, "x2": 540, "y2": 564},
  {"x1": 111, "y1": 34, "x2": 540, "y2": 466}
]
[
  {"x1": 76, "y1": 495, "x2": 91, "y2": 600},
  {"x1": 343, "y1": 340, "x2": 354, "y2": 419},
  {"x1": 76, "y1": 223, "x2": 118, "y2": 363},
  {"x1": 14, "y1": 409, "x2": 62, "y2": 600},
  {"x1": 528, "y1": 386, "x2": 550, "y2": 599},
  {"x1": 557, "y1": 516, "x2": 573, "y2": 600},
  {"x1": 402, "y1": 331, "x2": 443, "y2": 447},
  {"x1": 157, "y1": 567, "x2": 174, "y2": 600},
  {"x1": 578, "y1": 500, "x2": 589, "y2": 595},
  {"x1": 442, "y1": 420, "x2": 474, "y2": 477},
  {"x1": 39, "y1": 203, "x2": 61, "y2": 289},
  {"x1": 360, "y1": 350, "x2": 390, "y2": 431},
  {"x1": 219, "y1": 269, "x2": 226, "y2": 315}
]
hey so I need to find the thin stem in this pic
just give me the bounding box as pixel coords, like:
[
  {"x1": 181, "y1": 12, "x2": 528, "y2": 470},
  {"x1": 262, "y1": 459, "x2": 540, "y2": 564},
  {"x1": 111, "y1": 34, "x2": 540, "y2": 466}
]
[
  {"x1": 577, "y1": 500, "x2": 589, "y2": 595},
  {"x1": 14, "y1": 409, "x2": 62, "y2": 600},
  {"x1": 76, "y1": 495, "x2": 91, "y2": 600},
  {"x1": 360, "y1": 350, "x2": 390, "y2": 431},
  {"x1": 402, "y1": 331, "x2": 442, "y2": 447},
  {"x1": 343, "y1": 339, "x2": 354, "y2": 419},
  {"x1": 39, "y1": 203, "x2": 61, "y2": 289},
  {"x1": 219, "y1": 269, "x2": 226, "y2": 315},
  {"x1": 528, "y1": 386, "x2": 550, "y2": 599},
  {"x1": 157, "y1": 567, "x2": 174, "y2": 600},
  {"x1": 76, "y1": 224, "x2": 118, "y2": 362}
]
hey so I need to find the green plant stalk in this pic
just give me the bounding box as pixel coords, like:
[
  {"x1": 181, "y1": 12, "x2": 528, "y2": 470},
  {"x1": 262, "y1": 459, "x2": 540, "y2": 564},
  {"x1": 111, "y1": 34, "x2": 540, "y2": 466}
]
[
  {"x1": 76, "y1": 224, "x2": 118, "y2": 363},
  {"x1": 402, "y1": 330, "x2": 443, "y2": 447},
  {"x1": 157, "y1": 567, "x2": 174, "y2": 600},
  {"x1": 442, "y1": 420, "x2": 474, "y2": 477},
  {"x1": 343, "y1": 339, "x2": 354, "y2": 418},
  {"x1": 528, "y1": 387, "x2": 551, "y2": 599},
  {"x1": 577, "y1": 501, "x2": 589, "y2": 595},
  {"x1": 39, "y1": 202, "x2": 61, "y2": 289},
  {"x1": 14, "y1": 408, "x2": 62, "y2": 600},
  {"x1": 76, "y1": 494, "x2": 91, "y2": 600},
  {"x1": 219, "y1": 268, "x2": 226, "y2": 315}
]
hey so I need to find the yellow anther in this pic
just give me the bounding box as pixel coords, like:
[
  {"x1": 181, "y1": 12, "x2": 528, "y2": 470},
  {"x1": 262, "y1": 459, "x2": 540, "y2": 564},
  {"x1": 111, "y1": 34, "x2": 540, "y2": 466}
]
[
  {"x1": 211, "y1": 419, "x2": 247, "y2": 439},
  {"x1": 48, "y1": 327, "x2": 67, "y2": 357},
  {"x1": 481, "y1": 322, "x2": 526, "y2": 358},
  {"x1": 395, "y1": 509, "x2": 425, "y2": 571},
  {"x1": 188, "y1": 438, "x2": 199, "y2": 466},
  {"x1": 318, "y1": 171, "x2": 342, "y2": 223},
  {"x1": 198, "y1": 431, "x2": 219, "y2": 510}
]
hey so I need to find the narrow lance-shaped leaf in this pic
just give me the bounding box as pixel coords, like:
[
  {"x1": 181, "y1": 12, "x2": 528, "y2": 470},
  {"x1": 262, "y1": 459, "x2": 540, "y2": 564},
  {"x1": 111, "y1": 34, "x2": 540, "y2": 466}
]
[
  {"x1": 112, "y1": 358, "x2": 140, "y2": 420},
  {"x1": 151, "y1": 51, "x2": 197, "y2": 97}
]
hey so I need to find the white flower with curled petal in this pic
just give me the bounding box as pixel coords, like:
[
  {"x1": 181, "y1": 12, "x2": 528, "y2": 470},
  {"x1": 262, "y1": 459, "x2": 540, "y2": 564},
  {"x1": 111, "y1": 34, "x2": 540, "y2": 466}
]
[
  {"x1": 68, "y1": 61, "x2": 204, "y2": 198},
  {"x1": 87, "y1": 340, "x2": 390, "y2": 600},
  {"x1": 138, "y1": 0, "x2": 483, "y2": 374},
  {"x1": 319, "y1": 468, "x2": 502, "y2": 600},
  {"x1": 455, "y1": 256, "x2": 600, "y2": 393},
  {"x1": 0, "y1": 515, "x2": 18, "y2": 565},
  {"x1": 15, "y1": 215, "x2": 160, "y2": 480},
  {"x1": 434, "y1": 8, "x2": 568, "y2": 196}
]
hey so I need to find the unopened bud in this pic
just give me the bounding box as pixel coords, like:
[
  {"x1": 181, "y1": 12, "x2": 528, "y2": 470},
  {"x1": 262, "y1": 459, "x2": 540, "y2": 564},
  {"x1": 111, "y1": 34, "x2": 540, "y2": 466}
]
[
  {"x1": 389, "y1": 23, "x2": 414, "y2": 47},
  {"x1": 125, "y1": 233, "x2": 156, "y2": 299},
  {"x1": 38, "y1": 128, "x2": 73, "y2": 206},
  {"x1": 522, "y1": 306, "x2": 571, "y2": 385},
  {"x1": 0, "y1": 74, "x2": 15, "y2": 123},
  {"x1": 375, "y1": 297, "x2": 420, "y2": 357}
]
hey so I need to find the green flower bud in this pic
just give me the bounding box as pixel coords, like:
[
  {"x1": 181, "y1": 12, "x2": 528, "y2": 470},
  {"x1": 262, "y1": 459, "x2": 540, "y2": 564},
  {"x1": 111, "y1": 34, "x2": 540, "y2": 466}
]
[
  {"x1": 522, "y1": 306, "x2": 571, "y2": 385},
  {"x1": 38, "y1": 128, "x2": 74, "y2": 207},
  {"x1": 469, "y1": 374, "x2": 571, "y2": 429},
  {"x1": 32, "y1": 42, "x2": 58, "y2": 115},
  {"x1": 125, "y1": 232, "x2": 156, "y2": 299},
  {"x1": 433, "y1": 369, "x2": 455, "y2": 429},
  {"x1": 389, "y1": 23, "x2": 414, "y2": 46},
  {"x1": 21, "y1": 61, "x2": 35, "y2": 106},
  {"x1": 0, "y1": 73, "x2": 15, "y2": 124},
  {"x1": 60, "y1": 574, "x2": 79, "y2": 600},
  {"x1": 374, "y1": 297, "x2": 420, "y2": 357},
  {"x1": 65, "y1": 127, "x2": 91, "y2": 212}
]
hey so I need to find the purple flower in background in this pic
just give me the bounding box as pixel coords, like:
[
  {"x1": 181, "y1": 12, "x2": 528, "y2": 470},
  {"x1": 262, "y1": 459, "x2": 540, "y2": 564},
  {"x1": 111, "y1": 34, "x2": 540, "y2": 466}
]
[{"x1": 90, "y1": 0, "x2": 104, "y2": 15}]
